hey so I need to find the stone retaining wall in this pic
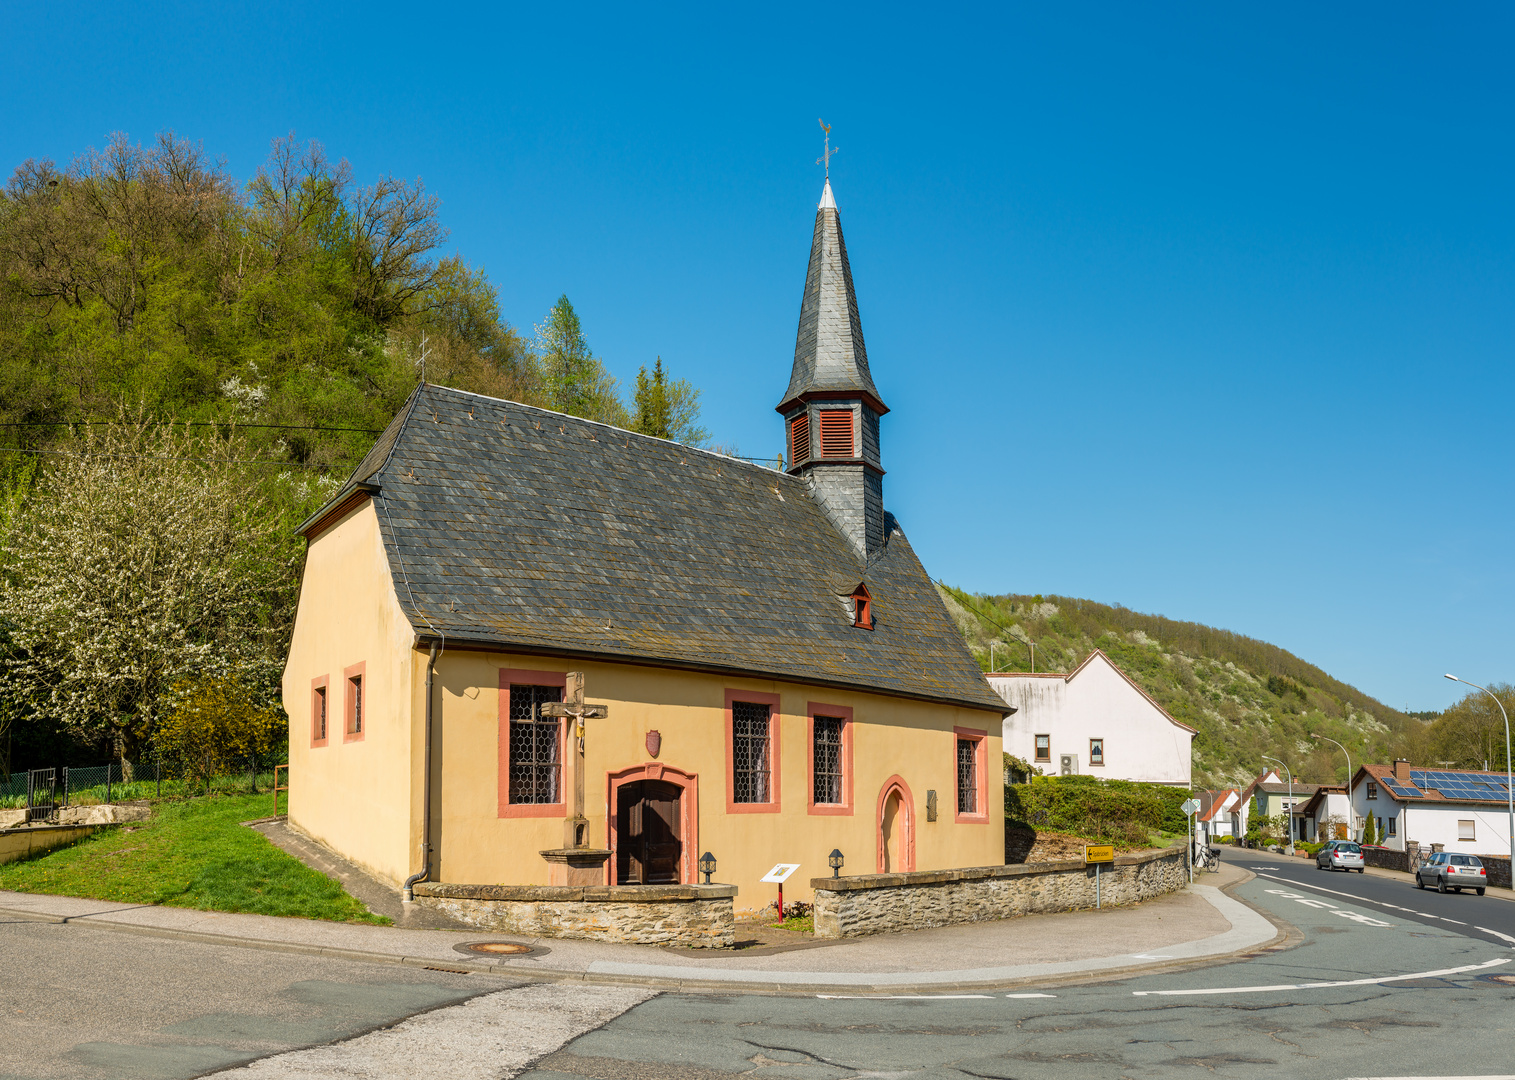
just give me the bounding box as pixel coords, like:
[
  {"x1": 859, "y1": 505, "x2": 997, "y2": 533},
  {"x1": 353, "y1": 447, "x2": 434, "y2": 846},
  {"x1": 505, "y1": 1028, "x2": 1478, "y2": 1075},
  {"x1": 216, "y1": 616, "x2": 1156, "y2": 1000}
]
[
  {"x1": 811, "y1": 845, "x2": 1188, "y2": 939},
  {"x1": 0, "y1": 824, "x2": 98, "y2": 865},
  {"x1": 1362, "y1": 846, "x2": 1410, "y2": 872},
  {"x1": 1478, "y1": 856, "x2": 1512, "y2": 890},
  {"x1": 411, "y1": 882, "x2": 737, "y2": 948}
]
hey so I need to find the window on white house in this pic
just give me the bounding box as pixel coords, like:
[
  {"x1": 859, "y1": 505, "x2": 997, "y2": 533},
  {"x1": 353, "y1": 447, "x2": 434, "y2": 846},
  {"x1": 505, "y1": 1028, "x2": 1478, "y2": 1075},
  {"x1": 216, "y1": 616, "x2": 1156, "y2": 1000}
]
[
  {"x1": 1034, "y1": 734, "x2": 1050, "y2": 762},
  {"x1": 1089, "y1": 738, "x2": 1104, "y2": 766},
  {"x1": 1459, "y1": 819, "x2": 1476, "y2": 841}
]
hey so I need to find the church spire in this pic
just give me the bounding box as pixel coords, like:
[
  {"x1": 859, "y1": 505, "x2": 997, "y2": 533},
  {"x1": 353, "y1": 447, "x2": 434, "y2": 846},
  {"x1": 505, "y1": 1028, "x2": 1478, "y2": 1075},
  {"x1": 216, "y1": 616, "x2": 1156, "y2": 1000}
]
[
  {"x1": 776, "y1": 180, "x2": 888, "y2": 417},
  {"x1": 778, "y1": 166, "x2": 888, "y2": 563}
]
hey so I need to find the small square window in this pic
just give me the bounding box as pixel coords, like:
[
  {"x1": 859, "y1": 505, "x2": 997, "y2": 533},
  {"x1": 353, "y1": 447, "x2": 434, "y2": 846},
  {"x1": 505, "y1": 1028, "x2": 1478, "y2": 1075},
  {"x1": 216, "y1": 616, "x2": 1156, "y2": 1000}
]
[
  {"x1": 1089, "y1": 738, "x2": 1104, "y2": 766},
  {"x1": 1459, "y1": 819, "x2": 1476, "y2": 841},
  {"x1": 850, "y1": 584, "x2": 873, "y2": 629},
  {"x1": 1034, "y1": 735, "x2": 1050, "y2": 762},
  {"x1": 1365, "y1": 782, "x2": 1377, "y2": 800}
]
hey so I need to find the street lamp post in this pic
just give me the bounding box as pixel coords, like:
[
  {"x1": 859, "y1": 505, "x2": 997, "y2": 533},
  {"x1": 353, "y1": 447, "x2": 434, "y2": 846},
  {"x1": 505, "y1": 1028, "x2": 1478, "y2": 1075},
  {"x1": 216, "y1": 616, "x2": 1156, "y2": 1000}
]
[
  {"x1": 1444, "y1": 675, "x2": 1514, "y2": 884},
  {"x1": 1263, "y1": 754, "x2": 1294, "y2": 855},
  {"x1": 1310, "y1": 733, "x2": 1354, "y2": 842}
]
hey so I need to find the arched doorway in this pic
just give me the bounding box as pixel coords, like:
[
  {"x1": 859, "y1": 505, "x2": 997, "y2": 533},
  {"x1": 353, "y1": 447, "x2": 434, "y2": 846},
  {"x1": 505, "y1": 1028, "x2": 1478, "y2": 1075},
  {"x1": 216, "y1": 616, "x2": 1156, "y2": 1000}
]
[
  {"x1": 615, "y1": 779, "x2": 683, "y2": 884},
  {"x1": 876, "y1": 775, "x2": 916, "y2": 873},
  {"x1": 607, "y1": 763, "x2": 699, "y2": 885}
]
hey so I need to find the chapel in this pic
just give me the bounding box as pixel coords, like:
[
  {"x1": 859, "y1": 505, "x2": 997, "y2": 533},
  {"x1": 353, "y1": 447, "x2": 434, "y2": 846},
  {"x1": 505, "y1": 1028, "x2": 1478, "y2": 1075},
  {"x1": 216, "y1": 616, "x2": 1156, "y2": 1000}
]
[{"x1": 281, "y1": 179, "x2": 1009, "y2": 908}]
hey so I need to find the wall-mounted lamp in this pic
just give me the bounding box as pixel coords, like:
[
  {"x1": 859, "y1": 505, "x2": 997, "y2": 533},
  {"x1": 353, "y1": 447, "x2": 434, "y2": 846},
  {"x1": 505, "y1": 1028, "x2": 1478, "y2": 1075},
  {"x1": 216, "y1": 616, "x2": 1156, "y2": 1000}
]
[
  {"x1": 698, "y1": 851, "x2": 716, "y2": 884},
  {"x1": 828, "y1": 848, "x2": 844, "y2": 878}
]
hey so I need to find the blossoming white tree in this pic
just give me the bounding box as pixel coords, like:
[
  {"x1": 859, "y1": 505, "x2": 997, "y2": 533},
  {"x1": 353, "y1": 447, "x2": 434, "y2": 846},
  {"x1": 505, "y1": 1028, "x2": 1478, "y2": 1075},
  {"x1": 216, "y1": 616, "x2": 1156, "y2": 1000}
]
[{"x1": 0, "y1": 419, "x2": 296, "y2": 773}]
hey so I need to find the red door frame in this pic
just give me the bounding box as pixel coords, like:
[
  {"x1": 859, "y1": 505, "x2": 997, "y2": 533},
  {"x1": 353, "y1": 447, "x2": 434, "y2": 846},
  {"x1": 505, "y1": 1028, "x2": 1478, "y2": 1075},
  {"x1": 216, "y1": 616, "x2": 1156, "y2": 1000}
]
[{"x1": 606, "y1": 763, "x2": 699, "y2": 885}]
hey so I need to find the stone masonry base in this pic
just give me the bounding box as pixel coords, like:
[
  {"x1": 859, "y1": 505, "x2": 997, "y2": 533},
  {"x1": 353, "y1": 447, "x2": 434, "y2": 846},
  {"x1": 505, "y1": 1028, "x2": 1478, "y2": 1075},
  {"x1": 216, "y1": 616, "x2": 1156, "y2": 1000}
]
[
  {"x1": 410, "y1": 882, "x2": 737, "y2": 948},
  {"x1": 811, "y1": 845, "x2": 1188, "y2": 938}
]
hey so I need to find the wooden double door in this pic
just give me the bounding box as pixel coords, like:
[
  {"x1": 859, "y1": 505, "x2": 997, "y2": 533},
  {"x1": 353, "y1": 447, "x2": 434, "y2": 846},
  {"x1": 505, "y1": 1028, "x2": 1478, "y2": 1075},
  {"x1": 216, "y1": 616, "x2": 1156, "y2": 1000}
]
[{"x1": 615, "y1": 779, "x2": 682, "y2": 884}]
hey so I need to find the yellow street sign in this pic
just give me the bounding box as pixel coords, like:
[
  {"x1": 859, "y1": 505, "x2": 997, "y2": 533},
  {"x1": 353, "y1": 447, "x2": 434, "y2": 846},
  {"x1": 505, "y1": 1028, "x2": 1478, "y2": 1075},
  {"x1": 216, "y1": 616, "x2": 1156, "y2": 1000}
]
[{"x1": 1085, "y1": 845, "x2": 1115, "y2": 864}]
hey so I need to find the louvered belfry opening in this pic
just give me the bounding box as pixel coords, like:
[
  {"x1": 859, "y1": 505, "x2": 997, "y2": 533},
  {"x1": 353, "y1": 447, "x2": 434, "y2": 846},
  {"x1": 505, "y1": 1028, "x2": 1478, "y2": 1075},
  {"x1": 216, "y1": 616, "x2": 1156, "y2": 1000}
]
[
  {"x1": 789, "y1": 413, "x2": 810, "y2": 465},
  {"x1": 818, "y1": 409, "x2": 854, "y2": 458}
]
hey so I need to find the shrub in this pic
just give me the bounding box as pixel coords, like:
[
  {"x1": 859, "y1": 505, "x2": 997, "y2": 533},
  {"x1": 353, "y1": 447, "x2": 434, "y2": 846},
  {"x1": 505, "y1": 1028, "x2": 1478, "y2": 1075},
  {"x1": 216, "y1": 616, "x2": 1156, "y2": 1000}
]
[
  {"x1": 156, "y1": 676, "x2": 283, "y2": 793},
  {"x1": 1005, "y1": 775, "x2": 1187, "y2": 847}
]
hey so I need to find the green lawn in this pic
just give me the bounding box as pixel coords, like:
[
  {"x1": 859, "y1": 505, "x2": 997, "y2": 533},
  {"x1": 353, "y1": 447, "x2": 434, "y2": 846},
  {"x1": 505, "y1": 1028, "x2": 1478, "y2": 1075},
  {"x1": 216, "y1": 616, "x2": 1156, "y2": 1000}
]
[{"x1": 0, "y1": 793, "x2": 387, "y2": 924}]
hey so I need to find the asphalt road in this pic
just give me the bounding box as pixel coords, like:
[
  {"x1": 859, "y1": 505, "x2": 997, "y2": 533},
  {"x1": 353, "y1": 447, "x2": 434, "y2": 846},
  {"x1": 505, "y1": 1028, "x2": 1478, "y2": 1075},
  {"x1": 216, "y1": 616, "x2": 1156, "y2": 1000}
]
[
  {"x1": 7, "y1": 858, "x2": 1515, "y2": 1079},
  {"x1": 0, "y1": 913, "x2": 513, "y2": 1080},
  {"x1": 522, "y1": 861, "x2": 1515, "y2": 1080}
]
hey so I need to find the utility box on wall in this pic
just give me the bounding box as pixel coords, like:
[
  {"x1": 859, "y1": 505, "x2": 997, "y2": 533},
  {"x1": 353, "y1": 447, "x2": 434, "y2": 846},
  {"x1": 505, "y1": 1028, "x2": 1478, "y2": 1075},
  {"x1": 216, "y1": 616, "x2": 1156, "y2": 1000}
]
[{"x1": 1060, "y1": 754, "x2": 1078, "y2": 776}]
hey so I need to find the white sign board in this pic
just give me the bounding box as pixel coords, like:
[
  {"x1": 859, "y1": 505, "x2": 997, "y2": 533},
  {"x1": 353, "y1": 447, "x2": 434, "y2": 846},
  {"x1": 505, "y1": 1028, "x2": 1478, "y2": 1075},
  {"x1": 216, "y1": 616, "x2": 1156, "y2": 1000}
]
[
  {"x1": 1181, "y1": 798, "x2": 1201, "y2": 816},
  {"x1": 760, "y1": 863, "x2": 801, "y2": 884}
]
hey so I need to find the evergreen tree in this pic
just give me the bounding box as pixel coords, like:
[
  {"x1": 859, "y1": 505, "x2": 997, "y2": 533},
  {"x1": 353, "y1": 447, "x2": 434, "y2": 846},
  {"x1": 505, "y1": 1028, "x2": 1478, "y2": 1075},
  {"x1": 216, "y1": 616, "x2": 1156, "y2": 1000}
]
[
  {"x1": 534, "y1": 295, "x2": 626, "y2": 426},
  {"x1": 631, "y1": 355, "x2": 709, "y2": 445},
  {"x1": 1362, "y1": 812, "x2": 1377, "y2": 845}
]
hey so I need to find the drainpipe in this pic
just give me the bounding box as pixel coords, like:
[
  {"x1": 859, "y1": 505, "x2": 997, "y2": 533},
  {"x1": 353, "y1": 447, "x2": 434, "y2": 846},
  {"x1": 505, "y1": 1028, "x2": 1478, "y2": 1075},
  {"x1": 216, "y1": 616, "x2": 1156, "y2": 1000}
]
[{"x1": 402, "y1": 640, "x2": 439, "y2": 903}]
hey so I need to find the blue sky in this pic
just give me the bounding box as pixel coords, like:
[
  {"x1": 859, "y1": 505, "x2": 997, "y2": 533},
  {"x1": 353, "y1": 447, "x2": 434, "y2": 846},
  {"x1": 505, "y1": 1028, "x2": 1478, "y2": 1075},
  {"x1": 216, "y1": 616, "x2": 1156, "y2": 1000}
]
[{"x1": 5, "y1": 3, "x2": 1511, "y2": 710}]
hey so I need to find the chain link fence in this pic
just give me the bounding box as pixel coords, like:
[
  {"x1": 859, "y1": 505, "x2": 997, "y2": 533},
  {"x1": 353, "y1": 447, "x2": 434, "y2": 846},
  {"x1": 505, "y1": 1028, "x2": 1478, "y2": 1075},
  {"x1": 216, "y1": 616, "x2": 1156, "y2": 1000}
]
[{"x1": 2, "y1": 749, "x2": 285, "y2": 812}]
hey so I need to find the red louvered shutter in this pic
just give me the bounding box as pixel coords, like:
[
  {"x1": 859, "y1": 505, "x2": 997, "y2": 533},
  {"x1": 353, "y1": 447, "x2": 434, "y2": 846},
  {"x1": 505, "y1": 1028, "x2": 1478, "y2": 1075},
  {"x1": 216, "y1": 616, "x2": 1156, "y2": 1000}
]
[
  {"x1": 819, "y1": 410, "x2": 854, "y2": 458},
  {"x1": 789, "y1": 414, "x2": 810, "y2": 464}
]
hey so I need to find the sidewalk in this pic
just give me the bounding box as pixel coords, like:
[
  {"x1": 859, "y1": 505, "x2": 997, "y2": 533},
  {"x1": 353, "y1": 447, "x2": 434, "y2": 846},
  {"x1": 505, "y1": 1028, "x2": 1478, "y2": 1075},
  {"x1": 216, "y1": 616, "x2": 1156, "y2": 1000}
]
[{"x1": 0, "y1": 861, "x2": 1283, "y2": 994}]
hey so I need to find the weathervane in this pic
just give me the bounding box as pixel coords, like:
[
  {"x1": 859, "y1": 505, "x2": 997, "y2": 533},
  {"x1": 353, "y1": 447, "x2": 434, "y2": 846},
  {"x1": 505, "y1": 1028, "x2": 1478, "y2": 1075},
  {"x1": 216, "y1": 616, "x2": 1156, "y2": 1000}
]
[{"x1": 817, "y1": 119, "x2": 839, "y2": 179}]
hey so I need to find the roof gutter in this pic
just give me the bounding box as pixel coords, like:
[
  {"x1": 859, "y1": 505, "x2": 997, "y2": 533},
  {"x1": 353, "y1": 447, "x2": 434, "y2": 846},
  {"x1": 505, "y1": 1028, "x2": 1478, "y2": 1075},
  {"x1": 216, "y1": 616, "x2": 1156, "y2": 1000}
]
[{"x1": 401, "y1": 640, "x2": 440, "y2": 903}]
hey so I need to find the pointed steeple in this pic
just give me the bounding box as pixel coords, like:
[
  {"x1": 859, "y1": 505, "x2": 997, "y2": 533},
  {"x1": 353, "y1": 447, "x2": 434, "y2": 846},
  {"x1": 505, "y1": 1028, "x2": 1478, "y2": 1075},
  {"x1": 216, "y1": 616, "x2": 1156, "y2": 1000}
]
[
  {"x1": 777, "y1": 182, "x2": 888, "y2": 417},
  {"x1": 778, "y1": 181, "x2": 889, "y2": 563}
]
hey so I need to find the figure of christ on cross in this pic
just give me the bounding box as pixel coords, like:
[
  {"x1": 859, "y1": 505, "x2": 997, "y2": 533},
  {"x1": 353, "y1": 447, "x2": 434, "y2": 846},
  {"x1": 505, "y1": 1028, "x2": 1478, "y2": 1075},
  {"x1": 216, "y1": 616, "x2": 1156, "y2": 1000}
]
[{"x1": 537, "y1": 671, "x2": 609, "y2": 849}]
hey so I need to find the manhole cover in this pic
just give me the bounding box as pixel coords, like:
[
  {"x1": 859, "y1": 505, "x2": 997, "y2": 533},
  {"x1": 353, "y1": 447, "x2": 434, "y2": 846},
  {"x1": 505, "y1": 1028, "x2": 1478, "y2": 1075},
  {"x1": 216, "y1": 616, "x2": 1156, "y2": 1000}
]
[
  {"x1": 454, "y1": 940, "x2": 545, "y2": 959},
  {"x1": 1482, "y1": 973, "x2": 1515, "y2": 986}
]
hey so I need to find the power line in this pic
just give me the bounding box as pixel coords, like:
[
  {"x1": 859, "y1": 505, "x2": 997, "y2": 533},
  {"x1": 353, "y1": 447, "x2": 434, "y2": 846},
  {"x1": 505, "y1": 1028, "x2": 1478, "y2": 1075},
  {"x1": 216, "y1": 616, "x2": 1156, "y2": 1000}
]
[
  {"x1": 0, "y1": 421, "x2": 383, "y2": 433},
  {"x1": 0, "y1": 445, "x2": 339, "y2": 469}
]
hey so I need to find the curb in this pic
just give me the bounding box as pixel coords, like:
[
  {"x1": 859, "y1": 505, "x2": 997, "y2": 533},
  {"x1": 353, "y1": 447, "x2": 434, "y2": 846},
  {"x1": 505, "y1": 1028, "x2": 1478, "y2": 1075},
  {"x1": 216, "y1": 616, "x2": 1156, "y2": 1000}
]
[{"x1": 0, "y1": 877, "x2": 1291, "y2": 996}]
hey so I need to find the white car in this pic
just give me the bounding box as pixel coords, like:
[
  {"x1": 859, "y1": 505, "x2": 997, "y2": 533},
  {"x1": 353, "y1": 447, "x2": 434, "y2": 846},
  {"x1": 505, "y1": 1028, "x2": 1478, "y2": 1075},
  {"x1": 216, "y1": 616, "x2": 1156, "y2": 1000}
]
[{"x1": 1415, "y1": 852, "x2": 1487, "y2": 895}]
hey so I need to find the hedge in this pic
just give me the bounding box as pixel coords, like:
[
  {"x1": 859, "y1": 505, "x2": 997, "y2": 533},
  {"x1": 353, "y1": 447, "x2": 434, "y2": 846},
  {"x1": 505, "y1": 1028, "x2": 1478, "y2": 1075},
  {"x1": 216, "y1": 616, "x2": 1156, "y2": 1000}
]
[{"x1": 1005, "y1": 774, "x2": 1190, "y2": 846}]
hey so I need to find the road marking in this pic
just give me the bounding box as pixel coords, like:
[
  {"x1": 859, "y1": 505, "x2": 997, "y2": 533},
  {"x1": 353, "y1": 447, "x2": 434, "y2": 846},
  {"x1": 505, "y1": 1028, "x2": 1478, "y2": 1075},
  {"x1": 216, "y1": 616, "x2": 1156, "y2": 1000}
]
[
  {"x1": 815, "y1": 994, "x2": 993, "y2": 1000},
  {"x1": 1131, "y1": 957, "x2": 1509, "y2": 996},
  {"x1": 1130, "y1": 953, "x2": 1176, "y2": 959},
  {"x1": 1253, "y1": 871, "x2": 1481, "y2": 925},
  {"x1": 1343, "y1": 1076, "x2": 1515, "y2": 1079},
  {"x1": 1477, "y1": 926, "x2": 1515, "y2": 945},
  {"x1": 1004, "y1": 993, "x2": 1057, "y2": 998}
]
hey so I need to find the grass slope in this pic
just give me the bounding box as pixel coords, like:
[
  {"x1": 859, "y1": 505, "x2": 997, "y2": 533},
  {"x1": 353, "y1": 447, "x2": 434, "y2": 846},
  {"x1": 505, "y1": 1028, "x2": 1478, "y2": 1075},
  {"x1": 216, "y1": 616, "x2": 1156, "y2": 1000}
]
[
  {"x1": 942, "y1": 586, "x2": 1413, "y2": 789},
  {"x1": 0, "y1": 794, "x2": 386, "y2": 924}
]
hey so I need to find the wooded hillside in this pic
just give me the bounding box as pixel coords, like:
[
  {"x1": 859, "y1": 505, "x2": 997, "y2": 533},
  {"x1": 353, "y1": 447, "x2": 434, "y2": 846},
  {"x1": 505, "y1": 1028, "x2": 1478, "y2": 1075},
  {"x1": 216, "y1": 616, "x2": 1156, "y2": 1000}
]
[{"x1": 939, "y1": 586, "x2": 1418, "y2": 789}]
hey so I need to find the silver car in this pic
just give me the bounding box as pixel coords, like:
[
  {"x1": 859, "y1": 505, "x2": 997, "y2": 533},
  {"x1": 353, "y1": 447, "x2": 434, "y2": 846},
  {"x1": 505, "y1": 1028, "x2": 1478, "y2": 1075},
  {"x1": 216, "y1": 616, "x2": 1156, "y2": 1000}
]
[
  {"x1": 1316, "y1": 840, "x2": 1365, "y2": 872},
  {"x1": 1416, "y1": 852, "x2": 1488, "y2": 895}
]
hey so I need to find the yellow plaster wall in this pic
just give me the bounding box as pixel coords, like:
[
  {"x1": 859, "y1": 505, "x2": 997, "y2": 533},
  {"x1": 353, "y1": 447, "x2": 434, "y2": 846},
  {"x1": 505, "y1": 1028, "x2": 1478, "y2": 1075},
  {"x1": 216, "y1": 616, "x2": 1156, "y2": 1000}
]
[
  {"x1": 281, "y1": 500, "x2": 421, "y2": 886},
  {"x1": 429, "y1": 651, "x2": 1004, "y2": 910}
]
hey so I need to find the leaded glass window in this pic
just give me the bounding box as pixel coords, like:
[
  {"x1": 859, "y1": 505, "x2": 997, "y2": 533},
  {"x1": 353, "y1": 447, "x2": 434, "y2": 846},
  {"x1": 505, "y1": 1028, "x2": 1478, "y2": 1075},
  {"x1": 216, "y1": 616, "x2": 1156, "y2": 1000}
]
[
  {"x1": 732, "y1": 700, "x2": 771, "y2": 804},
  {"x1": 813, "y1": 716, "x2": 844, "y2": 804},
  {"x1": 957, "y1": 738, "x2": 978, "y2": 814},
  {"x1": 509, "y1": 684, "x2": 563, "y2": 804}
]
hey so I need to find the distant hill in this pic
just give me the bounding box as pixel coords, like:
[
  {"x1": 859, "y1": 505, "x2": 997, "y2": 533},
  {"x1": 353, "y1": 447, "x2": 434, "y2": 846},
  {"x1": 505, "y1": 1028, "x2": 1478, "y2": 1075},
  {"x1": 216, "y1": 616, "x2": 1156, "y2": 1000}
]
[{"x1": 938, "y1": 586, "x2": 1415, "y2": 790}]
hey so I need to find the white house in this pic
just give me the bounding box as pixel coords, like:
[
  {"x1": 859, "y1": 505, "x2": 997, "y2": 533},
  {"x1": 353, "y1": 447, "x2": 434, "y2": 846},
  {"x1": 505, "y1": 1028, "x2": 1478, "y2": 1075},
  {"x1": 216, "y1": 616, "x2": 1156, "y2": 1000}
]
[
  {"x1": 1197, "y1": 788, "x2": 1240, "y2": 840},
  {"x1": 989, "y1": 649, "x2": 1195, "y2": 787},
  {"x1": 1299, "y1": 785, "x2": 1351, "y2": 841},
  {"x1": 1351, "y1": 761, "x2": 1513, "y2": 855},
  {"x1": 1234, "y1": 769, "x2": 1282, "y2": 836}
]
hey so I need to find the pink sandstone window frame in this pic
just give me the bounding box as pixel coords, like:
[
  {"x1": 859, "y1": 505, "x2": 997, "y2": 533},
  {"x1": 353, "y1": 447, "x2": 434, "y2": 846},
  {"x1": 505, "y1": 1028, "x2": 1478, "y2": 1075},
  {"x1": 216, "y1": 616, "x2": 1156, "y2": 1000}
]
[
  {"x1": 875, "y1": 774, "x2": 916, "y2": 873},
  {"x1": 725, "y1": 689, "x2": 782, "y2": 814},
  {"x1": 311, "y1": 675, "x2": 330, "y2": 748},
  {"x1": 343, "y1": 662, "x2": 366, "y2": 743},
  {"x1": 498, "y1": 668, "x2": 568, "y2": 819},
  {"x1": 954, "y1": 726, "x2": 989, "y2": 824},
  {"x1": 606, "y1": 762, "x2": 700, "y2": 886},
  {"x1": 806, "y1": 702, "x2": 853, "y2": 816}
]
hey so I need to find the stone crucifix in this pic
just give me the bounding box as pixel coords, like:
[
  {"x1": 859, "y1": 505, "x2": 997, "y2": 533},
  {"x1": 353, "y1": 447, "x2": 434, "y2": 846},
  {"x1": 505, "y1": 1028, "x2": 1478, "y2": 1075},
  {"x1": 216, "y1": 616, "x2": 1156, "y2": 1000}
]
[{"x1": 537, "y1": 671, "x2": 608, "y2": 851}]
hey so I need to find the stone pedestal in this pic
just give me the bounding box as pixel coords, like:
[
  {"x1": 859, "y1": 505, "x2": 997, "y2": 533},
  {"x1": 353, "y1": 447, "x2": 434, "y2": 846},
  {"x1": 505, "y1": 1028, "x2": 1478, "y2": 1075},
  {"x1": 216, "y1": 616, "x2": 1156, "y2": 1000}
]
[{"x1": 540, "y1": 847, "x2": 612, "y2": 886}]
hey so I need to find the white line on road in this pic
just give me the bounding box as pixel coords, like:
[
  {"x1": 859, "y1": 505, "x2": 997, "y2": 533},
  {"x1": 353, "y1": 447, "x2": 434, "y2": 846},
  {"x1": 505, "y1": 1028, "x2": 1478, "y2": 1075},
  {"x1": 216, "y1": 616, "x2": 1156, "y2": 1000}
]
[
  {"x1": 1130, "y1": 956, "x2": 1509, "y2": 996},
  {"x1": 1004, "y1": 993, "x2": 1057, "y2": 998},
  {"x1": 1252, "y1": 871, "x2": 1488, "y2": 932},
  {"x1": 1342, "y1": 1076, "x2": 1515, "y2": 1079},
  {"x1": 815, "y1": 994, "x2": 994, "y2": 1000},
  {"x1": 1476, "y1": 925, "x2": 1515, "y2": 945}
]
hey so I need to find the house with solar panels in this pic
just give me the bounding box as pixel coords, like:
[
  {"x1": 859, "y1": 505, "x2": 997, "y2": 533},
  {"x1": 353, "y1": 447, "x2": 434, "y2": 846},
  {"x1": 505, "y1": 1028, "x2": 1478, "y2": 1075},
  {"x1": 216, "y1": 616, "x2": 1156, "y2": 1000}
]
[{"x1": 1351, "y1": 760, "x2": 1513, "y2": 854}]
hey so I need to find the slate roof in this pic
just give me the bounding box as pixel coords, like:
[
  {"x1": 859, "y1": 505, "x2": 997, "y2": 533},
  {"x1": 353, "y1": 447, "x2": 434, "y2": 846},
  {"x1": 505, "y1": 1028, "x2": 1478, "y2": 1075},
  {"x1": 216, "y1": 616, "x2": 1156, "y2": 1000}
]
[
  {"x1": 778, "y1": 180, "x2": 887, "y2": 415},
  {"x1": 304, "y1": 383, "x2": 1007, "y2": 715}
]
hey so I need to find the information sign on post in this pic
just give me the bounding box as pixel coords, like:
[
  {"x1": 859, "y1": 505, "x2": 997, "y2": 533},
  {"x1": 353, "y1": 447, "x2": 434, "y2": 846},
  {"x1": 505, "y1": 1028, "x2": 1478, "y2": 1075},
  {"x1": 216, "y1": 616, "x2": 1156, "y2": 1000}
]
[
  {"x1": 761, "y1": 863, "x2": 801, "y2": 920},
  {"x1": 1181, "y1": 798, "x2": 1202, "y2": 884},
  {"x1": 1085, "y1": 845, "x2": 1114, "y2": 907}
]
